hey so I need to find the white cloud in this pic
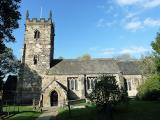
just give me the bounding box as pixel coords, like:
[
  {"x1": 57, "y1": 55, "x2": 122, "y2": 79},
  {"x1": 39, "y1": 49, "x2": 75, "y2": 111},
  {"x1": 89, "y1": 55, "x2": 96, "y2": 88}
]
[
  {"x1": 92, "y1": 46, "x2": 151, "y2": 58},
  {"x1": 116, "y1": 0, "x2": 139, "y2": 6},
  {"x1": 144, "y1": 18, "x2": 160, "y2": 27},
  {"x1": 99, "y1": 48, "x2": 115, "y2": 55},
  {"x1": 119, "y1": 47, "x2": 149, "y2": 54},
  {"x1": 125, "y1": 21, "x2": 142, "y2": 31},
  {"x1": 116, "y1": 0, "x2": 160, "y2": 8},
  {"x1": 124, "y1": 18, "x2": 160, "y2": 31},
  {"x1": 125, "y1": 12, "x2": 141, "y2": 19},
  {"x1": 96, "y1": 18, "x2": 116, "y2": 28},
  {"x1": 143, "y1": 0, "x2": 160, "y2": 8}
]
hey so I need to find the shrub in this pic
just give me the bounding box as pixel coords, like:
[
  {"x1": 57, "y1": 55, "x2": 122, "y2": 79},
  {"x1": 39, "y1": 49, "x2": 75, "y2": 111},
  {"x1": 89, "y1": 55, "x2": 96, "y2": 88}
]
[
  {"x1": 137, "y1": 74, "x2": 160, "y2": 100},
  {"x1": 89, "y1": 75, "x2": 126, "y2": 111}
]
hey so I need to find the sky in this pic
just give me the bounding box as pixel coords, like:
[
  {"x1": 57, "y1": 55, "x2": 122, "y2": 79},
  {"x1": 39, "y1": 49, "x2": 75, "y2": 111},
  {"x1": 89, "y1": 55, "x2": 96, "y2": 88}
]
[{"x1": 7, "y1": 0, "x2": 160, "y2": 59}]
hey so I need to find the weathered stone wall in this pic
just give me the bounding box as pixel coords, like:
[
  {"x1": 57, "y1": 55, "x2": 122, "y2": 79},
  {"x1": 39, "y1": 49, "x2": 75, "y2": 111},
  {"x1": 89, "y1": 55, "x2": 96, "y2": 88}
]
[
  {"x1": 18, "y1": 17, "x2": 54, "y2": 104},
  {"x1": 24, "y1": 18, "x2": 54, "y2": 73},
  {"x1": 123, "y1": 75, "x2": 143, "y2": 97},
  {"x1": 17, "y1": 64, "x2": 42, "y2": 104},
  {"x1": 41, "y1": 73, "x2": 124, "y2": 107}
]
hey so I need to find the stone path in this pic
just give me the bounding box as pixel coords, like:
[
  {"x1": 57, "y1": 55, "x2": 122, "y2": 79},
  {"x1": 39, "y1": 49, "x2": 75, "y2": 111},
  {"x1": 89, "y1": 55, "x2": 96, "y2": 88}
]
[{"x1": 36, "y1": 107, "x2": 58, "y2": 120}]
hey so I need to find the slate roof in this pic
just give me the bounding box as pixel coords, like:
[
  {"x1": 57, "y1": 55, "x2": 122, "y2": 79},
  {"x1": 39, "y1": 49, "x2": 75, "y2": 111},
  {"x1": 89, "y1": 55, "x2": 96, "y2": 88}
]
[
  {"x1": 117, "y1": 61, "x2": 142, "y2": 75},
  {"x1": 47, "y1": 59, "x2": 142, "y2": 75}
]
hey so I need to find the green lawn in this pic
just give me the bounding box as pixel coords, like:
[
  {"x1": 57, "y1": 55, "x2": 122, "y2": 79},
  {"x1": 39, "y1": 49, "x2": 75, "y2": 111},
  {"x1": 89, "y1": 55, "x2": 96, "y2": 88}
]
[
  {"x1": 114, "y1": 100, "x2": 160, "y2": 120},
  {"x1": 2, "y1": 106, "x2": 41, "y2": 120},
  {"x1": 57, "y1": 100, "x2": 160, "y2": 120}
]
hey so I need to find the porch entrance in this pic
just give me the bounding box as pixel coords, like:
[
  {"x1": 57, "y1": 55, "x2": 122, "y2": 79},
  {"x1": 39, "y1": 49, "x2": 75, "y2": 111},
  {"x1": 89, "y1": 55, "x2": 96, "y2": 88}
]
[{"x1": 50, "y1": 90, "x2": 58, "y2": 106}]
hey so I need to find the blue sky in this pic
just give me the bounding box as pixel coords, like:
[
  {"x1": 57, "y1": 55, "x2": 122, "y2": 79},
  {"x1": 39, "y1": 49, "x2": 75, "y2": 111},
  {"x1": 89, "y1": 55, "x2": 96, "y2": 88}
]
[{"x1": 7, "y1": 0, "x2": 160, "y2": 59}]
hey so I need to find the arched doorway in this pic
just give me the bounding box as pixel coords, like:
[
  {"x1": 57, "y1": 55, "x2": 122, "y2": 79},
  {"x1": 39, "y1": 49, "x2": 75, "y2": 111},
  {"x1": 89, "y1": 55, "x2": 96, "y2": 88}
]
[{"x1": 50, "y1": 90, "x2": 58, "y2": 106}]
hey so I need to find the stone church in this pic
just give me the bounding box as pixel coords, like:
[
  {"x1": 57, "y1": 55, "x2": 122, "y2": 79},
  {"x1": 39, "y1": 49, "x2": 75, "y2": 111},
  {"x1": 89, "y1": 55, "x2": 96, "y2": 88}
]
[{"x1": 17, "y1": 11, "x2": 143, "y2": 107}]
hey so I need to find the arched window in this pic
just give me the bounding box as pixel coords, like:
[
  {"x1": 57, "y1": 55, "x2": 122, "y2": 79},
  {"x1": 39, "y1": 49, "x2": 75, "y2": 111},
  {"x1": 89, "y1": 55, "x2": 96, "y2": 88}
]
[
  {"x1": 127, "y1": 80, "x2": 132, "y2": 91},
  {"x1": 34, "y1": 30, "x2": 40, "y2": 39},
  {"x1": 87, "y1": 79, "x2": 90, "y2": 89},
  {"x1": 71, "y1": 80, "x2": 74, "y2": 90},
  {"x1": 67, "y1": 77, "x2": 78, "y2": 91},
  {"x1": 33, "y1": 55, "x2": 38, "y2": 65},
  {"x1": 75, "y1": 80, "x2": 78, "y2": 90}
]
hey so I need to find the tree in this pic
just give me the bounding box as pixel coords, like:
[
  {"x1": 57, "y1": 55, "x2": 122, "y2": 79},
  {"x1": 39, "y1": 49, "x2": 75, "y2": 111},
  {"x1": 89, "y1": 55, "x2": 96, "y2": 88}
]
[
  {"x1": 89, "y1": 75, "x2": 122, "y2": 109},
  {"x1": 3, "y1": 75, "x2": 17, "y2": 104},
  {"x1": 151, "y1": 32, "x2": 160, "y2": 73},
  {"x1": 89, "y1": 75, "x2": 126, "y2": 120},
  {"x1": 0, "y1": 48, "x2": 19, "y2": 112},
  {"x1": 151, "y1": 32, "x2": 160, "y2": 55},
  {"x1": 0, "y1": 0, "x2": 21, "y2": 53},
  {"x1": 0, "y1": 71, "x2": 3, "y2": 111},
  {"x1": 137, "y1": 74, "x2": 160, "y2": 100},
  {"x1": 78, "y1": 54, "x2": 91, "y2": 61},
  {"x1": 58, "y1": 56, "x2": 64, "y2": 59},
  {"x1": 141, "y1": 55, "x2": 156, "y2": 76},
  {"x1": 137, "y1": 32, "x2": 160, "y2": 101},
  {"x1": 114, "y1": 53, "x2": 135, "y2": 61},
  {"x1": 0, "y1": 48, "x2": 19, "y2": 78}
]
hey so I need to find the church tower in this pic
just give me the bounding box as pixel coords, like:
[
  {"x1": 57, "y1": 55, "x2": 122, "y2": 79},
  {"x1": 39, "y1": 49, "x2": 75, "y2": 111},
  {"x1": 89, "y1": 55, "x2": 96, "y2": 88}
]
[
  {"x1": 22, "y1": 11, "x2": 54, "y2": 73},
  {"x1": 17, "y1": 11, "x2": 55, "y2": 103}
]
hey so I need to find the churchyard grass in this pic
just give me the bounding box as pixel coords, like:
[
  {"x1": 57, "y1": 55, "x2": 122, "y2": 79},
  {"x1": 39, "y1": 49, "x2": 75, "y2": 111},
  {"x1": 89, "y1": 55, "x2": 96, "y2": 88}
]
[
  {"x1": 57, "y1": 100, "x2": 160, "y2": 120},
  {"x1": 2, "y1": 106, "x2": 41, "y2": 120}
]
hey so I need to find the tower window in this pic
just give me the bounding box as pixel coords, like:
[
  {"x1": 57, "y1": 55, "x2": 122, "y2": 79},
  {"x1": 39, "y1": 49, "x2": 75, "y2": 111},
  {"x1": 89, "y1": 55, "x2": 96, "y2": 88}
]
[
  {"x1": 34, "y1": 30, "x2": 40, "y2": 39},
  {"x1": 33, "y1": 55, "x2": 38, "y2": 65}
]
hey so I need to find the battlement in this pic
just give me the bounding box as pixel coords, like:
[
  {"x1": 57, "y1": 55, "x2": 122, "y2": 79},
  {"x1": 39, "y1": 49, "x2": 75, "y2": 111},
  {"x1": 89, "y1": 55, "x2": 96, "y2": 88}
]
[
  {"x1": 25, "y1": 10, "x2": 53, "y2": 25},
  {"x1": 26, "y1": 18, "x2": 52, "y2": 24}
]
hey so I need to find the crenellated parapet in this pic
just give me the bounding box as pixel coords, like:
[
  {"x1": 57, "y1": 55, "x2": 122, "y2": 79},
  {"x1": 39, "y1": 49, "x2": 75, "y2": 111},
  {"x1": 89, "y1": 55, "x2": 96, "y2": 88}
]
[
  {"x1": 26, "y1": 10, "x2": 53, "y2": 25},
  {"x1": 26, "y1": 18, "x2": 52, "y2": 25}
]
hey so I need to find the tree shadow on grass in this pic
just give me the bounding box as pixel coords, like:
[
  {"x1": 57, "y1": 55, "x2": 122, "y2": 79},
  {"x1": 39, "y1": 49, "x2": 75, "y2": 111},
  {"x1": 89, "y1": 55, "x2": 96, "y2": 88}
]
[
  {"x1": 56, "y1": 106, "x2": 105, "y2": 120},
  {"x1": 2, "y1": 111, "x2": 40, "y2": 120}
]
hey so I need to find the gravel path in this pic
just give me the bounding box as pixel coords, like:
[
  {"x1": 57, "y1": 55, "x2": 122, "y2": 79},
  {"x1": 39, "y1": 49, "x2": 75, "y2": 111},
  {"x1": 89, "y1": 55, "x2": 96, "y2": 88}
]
[{"x1": 36, "y1": 107, "x2": 58, "y2": 120}]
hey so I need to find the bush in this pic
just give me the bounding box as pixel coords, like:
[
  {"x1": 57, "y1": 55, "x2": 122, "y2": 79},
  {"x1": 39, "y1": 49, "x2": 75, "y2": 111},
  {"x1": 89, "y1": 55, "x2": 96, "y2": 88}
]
[
  {"x1": 137, "y1": 74, "x2": 160, "y2": 100},
  {"x1": 89, "y1": 75, "x2": 126, "y2": 111}
]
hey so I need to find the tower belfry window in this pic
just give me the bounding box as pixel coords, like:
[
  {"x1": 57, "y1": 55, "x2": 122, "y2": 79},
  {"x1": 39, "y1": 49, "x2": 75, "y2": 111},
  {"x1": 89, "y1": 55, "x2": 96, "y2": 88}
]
[{"x1": 34, "y1": 30, "x2": 40, "y2": 39}]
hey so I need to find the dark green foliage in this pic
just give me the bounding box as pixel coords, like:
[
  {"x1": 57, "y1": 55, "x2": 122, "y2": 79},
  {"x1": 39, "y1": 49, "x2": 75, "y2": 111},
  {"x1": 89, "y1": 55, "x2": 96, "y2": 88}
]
[
  {"x1": 89, "y1": 75, "x2": 123, "y2": 111},
  {"x1": 0, "y1": 40, "x2": 6, "y2": 54},
  {"x1": 0, "y1": 48, "x2": 19, "y2": 78},
  {"x1": 137, "y1": 32, "x2": 160, "y2": 101},
  {"x1": 3, "y1": 75, "x2": 17, "y2": 103},
  {"x1": 0, "y1": 71, "x2": 4, "y2": 90},
  {"x1": 0, "y1": 0, "x2": 21, "y2": 53},
  {"x1": 151, "y1": 32, "x2": 160, "y2": 73},
  {"x1": 141, "y1": 55, "x2": 156, "y2": 75},
  {"x1": 137, "y1": 74, "x2": 160, "y2": 100},
  {"x1": 0, "y1": 48, "x2": 19, "y2": 112},
  {"x1": 151, "y1": 32, "x2": 160, "y2": 55}
]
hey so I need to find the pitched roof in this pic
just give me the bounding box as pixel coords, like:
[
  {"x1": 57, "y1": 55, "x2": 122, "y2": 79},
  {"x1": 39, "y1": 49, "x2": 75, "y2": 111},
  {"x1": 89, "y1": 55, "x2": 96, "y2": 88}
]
[
  {"x1": 117, "y1": 61, "x2": 142, "y2": 75},
  {"x1": 47, "y1": 59, "x2": 142, "y2": 75},
  {"x1": 48, "y1": 59, "x2": 120, "y2": 75}
]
